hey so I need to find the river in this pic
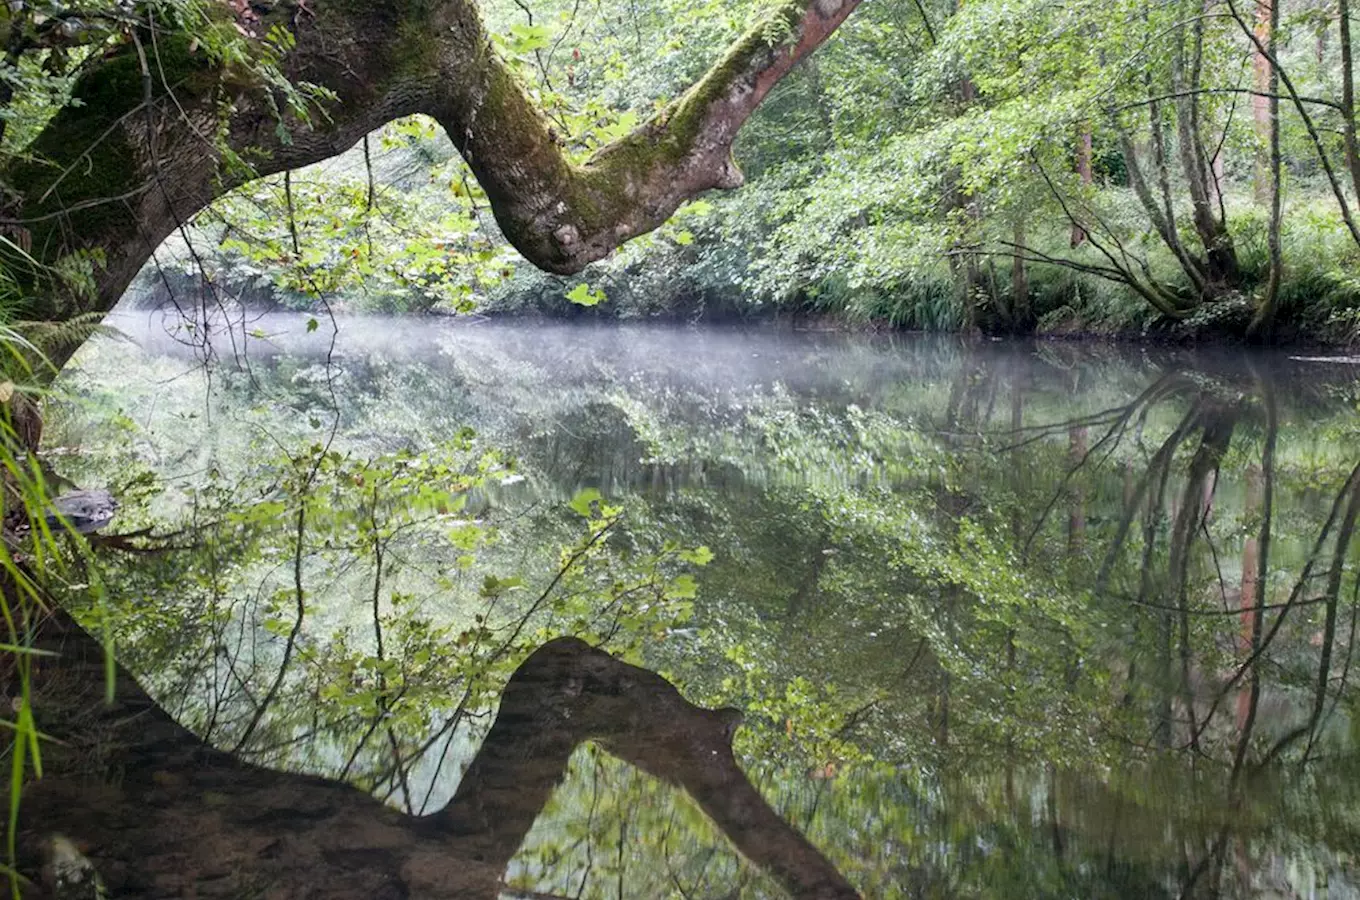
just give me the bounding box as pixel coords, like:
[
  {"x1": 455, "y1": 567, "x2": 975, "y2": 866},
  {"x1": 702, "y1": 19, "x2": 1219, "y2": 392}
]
[{"x1": 51, "y1": 312, "x2": 1360, "y2": 898}]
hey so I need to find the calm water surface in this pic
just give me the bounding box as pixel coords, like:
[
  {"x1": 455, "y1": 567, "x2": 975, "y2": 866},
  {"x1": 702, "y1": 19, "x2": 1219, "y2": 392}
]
[{"x1": 53, "y1": 313, "x2": 1360, "y2": 898}]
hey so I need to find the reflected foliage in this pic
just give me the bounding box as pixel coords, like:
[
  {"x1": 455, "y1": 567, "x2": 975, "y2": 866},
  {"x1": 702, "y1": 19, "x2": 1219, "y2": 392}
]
[{"x1": 36, "y1": 318, "x2": 1360, "y2": 896}]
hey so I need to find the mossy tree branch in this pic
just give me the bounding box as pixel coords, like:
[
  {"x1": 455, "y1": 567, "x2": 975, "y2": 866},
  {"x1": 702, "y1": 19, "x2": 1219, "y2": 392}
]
[{"x1": 3, "y1": 0, "x2": 861, "y2": 339}]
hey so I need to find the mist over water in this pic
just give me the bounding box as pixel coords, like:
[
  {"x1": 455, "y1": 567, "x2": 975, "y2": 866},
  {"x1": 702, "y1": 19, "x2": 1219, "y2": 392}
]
[{"x1": 58, "y1": 312, "x2": 1360, "y2": 898}]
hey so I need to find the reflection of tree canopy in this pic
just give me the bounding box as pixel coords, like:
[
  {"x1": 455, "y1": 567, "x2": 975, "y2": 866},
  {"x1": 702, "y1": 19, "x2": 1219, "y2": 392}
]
[{"x1": 30, "y1": 324, "x2": 1360, "y2": 897}]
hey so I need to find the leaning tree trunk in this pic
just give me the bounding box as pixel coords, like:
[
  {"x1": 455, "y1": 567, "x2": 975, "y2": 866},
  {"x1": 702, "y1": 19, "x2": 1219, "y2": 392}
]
[
  {"x1": 1114, "y1": 94, "x2": 1210, "y2": 303},
  {"x1": 3, "y1": 0, "x2": 861, "y2": 365}
]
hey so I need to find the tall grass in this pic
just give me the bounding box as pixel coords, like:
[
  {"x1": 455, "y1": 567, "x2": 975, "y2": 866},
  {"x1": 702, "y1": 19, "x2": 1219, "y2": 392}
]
[{"x1": 0, "y1": 321, "x2": 102, "y2": 897}]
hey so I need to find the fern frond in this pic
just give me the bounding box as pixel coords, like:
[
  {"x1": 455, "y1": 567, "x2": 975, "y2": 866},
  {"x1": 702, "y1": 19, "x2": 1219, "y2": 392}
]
[{"x1": 13, "y1": 312, "x2": 123, "y2": 360}]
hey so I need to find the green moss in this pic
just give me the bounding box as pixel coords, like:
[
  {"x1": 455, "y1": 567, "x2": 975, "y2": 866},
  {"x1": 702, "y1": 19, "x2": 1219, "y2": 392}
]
[
  {"x1": 668, "y1": 2, "x2": 802, "y2": 140},
  {"x1": 3, "y1": 31, "x2": 224, "y2": 318},
  {"x1": 297, "y1": 0, "x2": 436, "y2": 97},
  {"x1": 17, "y1": 31, "x2": 215, "y2": 215},
  {"x1": 583, "y1": 0, "x2": 806, "y2": 189},
  {"x1": 392, "y1": 16, "x2": 443, "y2": 81}
]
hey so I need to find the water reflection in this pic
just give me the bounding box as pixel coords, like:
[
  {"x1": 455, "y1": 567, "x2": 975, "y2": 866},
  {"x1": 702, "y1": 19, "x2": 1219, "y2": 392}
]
[
  {"x1": 29, "y1": 316, "x2": 1360, "y2": 898},
  {"x1": 25, "y1": 615, "x2": 854, "y2": 899}
]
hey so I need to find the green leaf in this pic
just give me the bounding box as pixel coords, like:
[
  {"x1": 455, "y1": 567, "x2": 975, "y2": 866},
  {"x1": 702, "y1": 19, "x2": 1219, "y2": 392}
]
[
  {"x1": 680, "y1": 545, "x2": 714, "y2": 565},
  {"x1": 565, "y1": 283, "x2": 605, "y2": 306},
  {"x1": 569, "y1": 487, "x2": 603, "y2": 518},
  {"x1": 507, "y1": 23, "x2": 551, "y2": 53},
  {"x1": 673, "y1": 230, "x2": 694, "y2": 246},
  {"x1": 665, "y1": 574, "x2": 698, "y2": 600},
  {"x1": 306, "y1": 317, "x2": 319, "y2": 332},
  {"x1": 481, "y1": 575, "x2": 525, "y2": 598}
]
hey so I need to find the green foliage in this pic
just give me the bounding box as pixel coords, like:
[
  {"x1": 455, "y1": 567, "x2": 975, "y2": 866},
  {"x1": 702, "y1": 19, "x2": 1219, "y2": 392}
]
[
  {"x1": 48, "y1": 312, "x2": 1360, "y2": 895},
  {"x1": 428, "y1": 0, "x2": 1360, "y2": 341}
]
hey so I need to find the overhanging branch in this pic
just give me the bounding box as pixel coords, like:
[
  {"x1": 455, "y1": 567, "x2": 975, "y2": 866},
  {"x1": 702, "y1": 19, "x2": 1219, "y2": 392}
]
[{"x1": 5, "y1": 0, "x2": 863, "y2": 337}]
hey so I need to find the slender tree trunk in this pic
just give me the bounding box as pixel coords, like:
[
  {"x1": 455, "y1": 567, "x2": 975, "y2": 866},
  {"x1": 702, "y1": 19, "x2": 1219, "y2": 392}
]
[
  {"x1": 1317, "y1": 1, "x2": 1329, "y2": 65},
  {"x1": 1012, "y1": 218, "x2": 1030, "y2": 328},
  {"x1": 1072, "y1": 126, "x2": 1093, "y2": 247},
  {"x1": 1230, "y1": 0, "x2": 1360, "y2": 252},
  {"x1": 1252, "y1": 0, "x2": 1275, "y2": 202},
  {"x1": 1068, "y1": 425, "x2": 1088, "y2": 555},
  {"x1": 1173, "y1": 8, "x2": 1242, "y2": 287},
  {"x1": 1210, "y1": 147, "x2": 1227, "y2": 217},
  {"x1": 1341, "y1": 0, "x2": 1360, "y2": 200},
  {"x1": 955, "y1": 72, "x2": 982, "y2": 332},
  {"x1": 1237, "y1": 536, "x2": 1260, "y2": 732},
  {"x1": 1249, "y1": 0, "x2": 1284, "y2": 337},
  {"x1": 1117, "y1": 125, "x2": 1209, "y2": 297}
]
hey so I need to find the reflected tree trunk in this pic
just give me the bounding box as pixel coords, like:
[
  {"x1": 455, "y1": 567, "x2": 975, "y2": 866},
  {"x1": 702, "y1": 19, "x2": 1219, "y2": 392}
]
[
  {"x1": 21, "y1": 609, "x2": 862, "y2": 899},
  {"x1": 1168, "y1": 407, "x2": 1236, "y2": 752},
  {"x1": 1236, "y1": 465, "x2": 1263, "y2": 732},
  {"x1": 1067, "y1": 424, "x2": 1088, "y2": 556}
]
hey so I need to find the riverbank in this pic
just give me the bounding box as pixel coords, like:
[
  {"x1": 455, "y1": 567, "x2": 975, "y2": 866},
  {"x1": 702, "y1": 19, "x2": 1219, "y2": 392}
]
[{"x1": 121, "y1": 252, "x2": 1360, "y2": 350}]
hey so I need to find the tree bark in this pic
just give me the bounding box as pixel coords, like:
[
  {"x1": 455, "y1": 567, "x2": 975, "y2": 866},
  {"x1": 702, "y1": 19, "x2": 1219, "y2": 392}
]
[
  {"x1": 1011, "y1": 217, "x2": 1029, "y2": 327},
  {"x1": 20, "y1": 607, "x2": 861, "y2": 899},
  {"x1": 3, "y1": 0, "x2": 861, "y2": 352},
  {"x1": 1115, "y1": 124, "x2": 1208, "y2": 301}
]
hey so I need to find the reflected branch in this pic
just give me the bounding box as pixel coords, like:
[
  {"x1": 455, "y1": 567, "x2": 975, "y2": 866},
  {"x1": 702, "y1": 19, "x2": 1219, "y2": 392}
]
[
  {"x1": 22, "y1": 609, "x2": 862, "y2": 899},
  {"x1": 1096, "y1": 400, "x2": 1204, "y2": 591},
  {"x1": 1006, "y1": 373, "x2": 1191, "y2": 560},
  {"x1": 1260, "y1": 474, "x2": 1360, "y2": 766}
]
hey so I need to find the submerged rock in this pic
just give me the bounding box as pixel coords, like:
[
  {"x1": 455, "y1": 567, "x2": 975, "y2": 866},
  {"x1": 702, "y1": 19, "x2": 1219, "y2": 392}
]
[
  {"x1": 44, "y1": 489, "x2": 119, "y2": 535},
  {"x1": 3, "y1": 488, "x2": 119, "y2": 539}
]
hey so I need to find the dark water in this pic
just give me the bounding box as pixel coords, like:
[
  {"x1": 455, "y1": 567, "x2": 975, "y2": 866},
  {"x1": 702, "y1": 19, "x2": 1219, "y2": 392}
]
[{"x1": 51, "y1": 314, "x2": 1360, "y2": 898}]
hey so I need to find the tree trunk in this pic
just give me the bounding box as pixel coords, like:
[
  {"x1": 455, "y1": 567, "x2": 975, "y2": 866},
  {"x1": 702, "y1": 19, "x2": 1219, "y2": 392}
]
[
  {"x1": 1249, "y1": 0, "x2": 1284, "y2": 337},
  {"x1": 1172, "y1": 7, "x2": 1241, "y2": 288},
  {"x1": 1012, "y1": 218, "x2": 1030, "y2": 327},
  {"x1": 1341, "y1": 0, "x2": 1360, "y2": 201},
  {"x1": 1236, "y1": 465, "x2": 1263, "y2": 732},
  {"x1": 1071, "y1": 126, "x2": 1093, "y2": 247},
  {"x1": 2, "y1": 0, "x2": 862, "y2": 362},
  {"x1": 1252, "y1": 0, "x2": 1275, "y2": 202},
  {"x1": 1116, "y1": 107, "x2": 1208, "y2": 298}
]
